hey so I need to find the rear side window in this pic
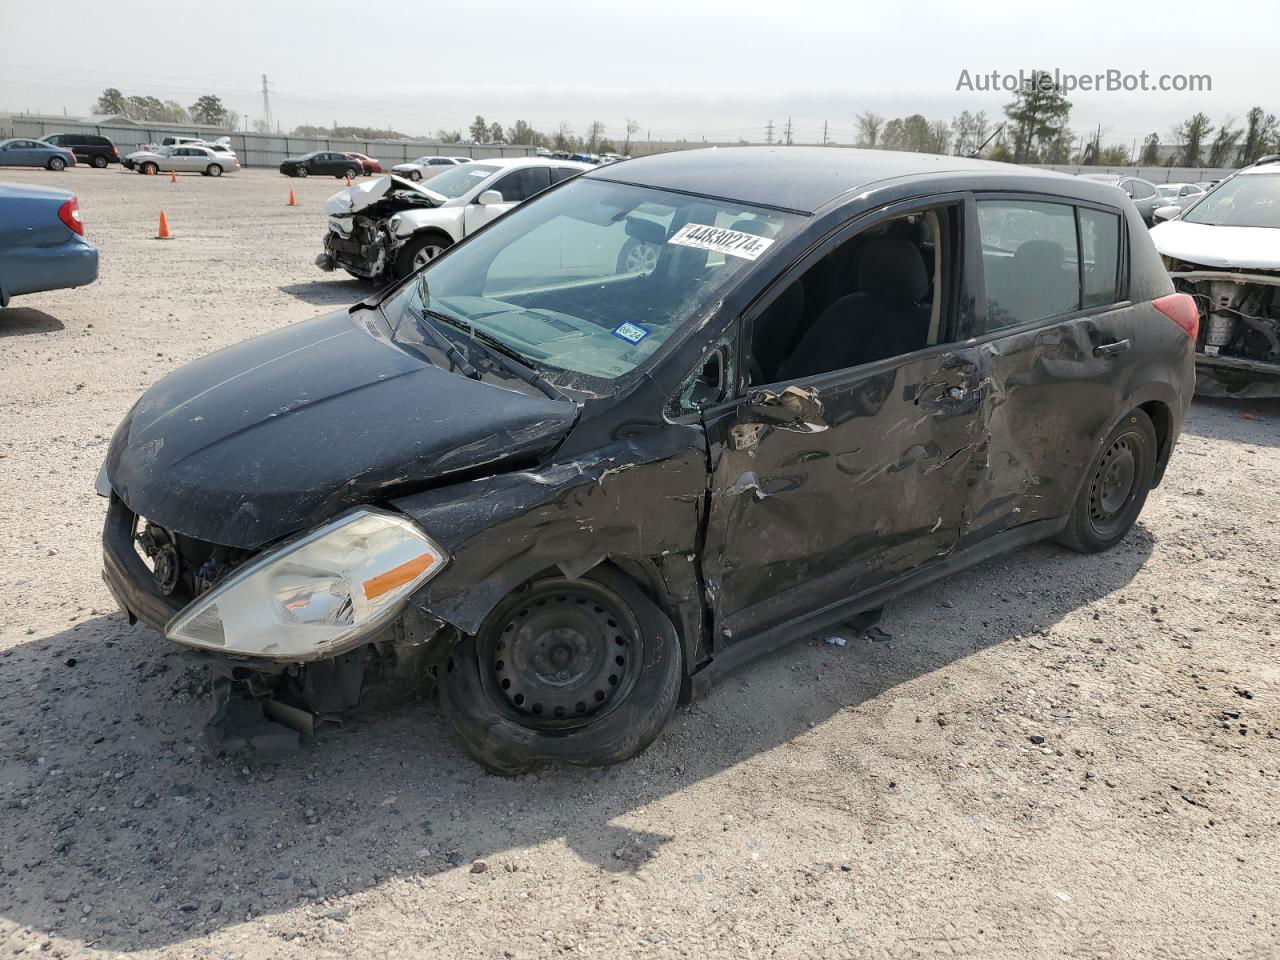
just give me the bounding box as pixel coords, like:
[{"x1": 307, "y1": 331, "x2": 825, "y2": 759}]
[
  {"x1": 492, "y1": 166, "x2": 551, "y2": 203},
  {"x1": 1079, "y1": 208, "x2": 1121, "y2": 307},
  {"x1": 550, "y1": 166, "x2": 581, "y2": 185},
  {"x1": 978, "y1": 200, "x2": 1124, "y2": 331},
  {"x1": 977, "y1": 200, "x2": 1080, "y2": 331}
]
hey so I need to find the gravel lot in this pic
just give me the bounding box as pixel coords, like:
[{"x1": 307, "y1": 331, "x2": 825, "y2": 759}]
[{"x1": 1, "y1": 166, "x2": 1278, "y2": 960}]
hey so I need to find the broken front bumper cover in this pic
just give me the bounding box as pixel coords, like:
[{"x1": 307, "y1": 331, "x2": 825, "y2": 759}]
[
  {"x1": 1195, "y1": 352, "x2": 1280, "y2": 398},
  {"x1": 102, "y1": 496, "x2": 450, "y2": 662}
]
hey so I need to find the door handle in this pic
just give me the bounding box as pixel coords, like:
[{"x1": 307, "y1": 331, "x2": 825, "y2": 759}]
[{"x1": 1094, "y1": 339, "x2": 1131, "y2": 357}]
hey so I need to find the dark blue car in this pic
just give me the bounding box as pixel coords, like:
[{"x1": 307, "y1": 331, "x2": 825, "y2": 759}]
[{"x1": 0, "y1": 183, "x2": 99, "y2": 307}]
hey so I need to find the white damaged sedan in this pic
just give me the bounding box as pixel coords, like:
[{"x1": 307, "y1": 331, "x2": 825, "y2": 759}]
[
  {"x1": 1150, "y1": 155, "x2": 1280, "y2": 396},
  {"x1": 317, "y1": 157, "x2": 591, "y2": 281}
]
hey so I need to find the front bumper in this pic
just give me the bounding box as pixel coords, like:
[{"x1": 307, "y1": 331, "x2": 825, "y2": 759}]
[
  {"x1": 1195, "y1": 352, "x2": 1280, "y2": 398},
  {"x1": 101, "y1": 496, "x2": 183, "y2": 634}
]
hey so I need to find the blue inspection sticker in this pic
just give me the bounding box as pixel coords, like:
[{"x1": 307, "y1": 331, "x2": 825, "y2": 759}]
[{"x1": 612, "y1": 322, "x2": 650, "y2": 344}]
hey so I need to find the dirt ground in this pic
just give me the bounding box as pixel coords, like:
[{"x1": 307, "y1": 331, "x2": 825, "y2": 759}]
[{"x1": 1, "y1": 166, "x2": 1278, "y2": 960}]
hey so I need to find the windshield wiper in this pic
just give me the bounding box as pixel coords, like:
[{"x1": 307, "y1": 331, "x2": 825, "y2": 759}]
[
  {"x1": 406, "y1": 276, "x2": 478, "y2": 379},
  {"x1": 430, "y1": 312, "x2": 561, "y2": 399}
]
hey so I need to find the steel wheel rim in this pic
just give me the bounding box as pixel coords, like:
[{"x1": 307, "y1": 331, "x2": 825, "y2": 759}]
[
  {"x1": 1088, "y1": 433, "x2": 1141, "y2": 537},
  {"x1": 479, "y1": 582, "x2": 642, "y2": 731}
]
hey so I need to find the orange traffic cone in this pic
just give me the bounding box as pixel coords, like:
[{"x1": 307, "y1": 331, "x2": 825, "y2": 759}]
[
  {"x1": 156, "y1": 211, "x2": 172, "y2": 240},
  {"x1": 287, "y1": 189, "x2": 297, "y2": 207},
  {"x1": 169, "y1": 169, "x2": 177, "y2": 183}
]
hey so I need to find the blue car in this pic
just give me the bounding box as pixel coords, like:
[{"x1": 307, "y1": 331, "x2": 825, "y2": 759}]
[
  {"x1": 0, "y1": 183, "x2": 99, "y2": 307},
  {"x1": 0, "y1": 137, "x2": 77, "y2": 171}
]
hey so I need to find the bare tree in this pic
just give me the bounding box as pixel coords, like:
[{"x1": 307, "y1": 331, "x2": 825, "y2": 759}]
[
  {"x1": 585, "y1": 120, "x2": 606, "y2": 152},
  {"x1": 623, "y1": 118, "x2": 641, "y2": 155},
  {"x1": 854, "y1": 111, "x2": 884, "y2": 148}
]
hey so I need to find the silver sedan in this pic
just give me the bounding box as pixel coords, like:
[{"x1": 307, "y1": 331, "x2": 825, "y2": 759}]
[{"x1": 127, "y1": 145, "x2": 240, "y2": 177}]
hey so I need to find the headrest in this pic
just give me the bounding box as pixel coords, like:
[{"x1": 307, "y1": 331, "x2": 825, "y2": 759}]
[
  {"x1": 886, "y1": 217, "x2": 927, "y2": 245},
  {"x1": 625, "y1": 216, "x2": 665, "y2": 245},
  {"x1": 858, "y1": 236, "x2": 929, "y2": 304},
  {"x1": 728, "y1": 218, "x2": 775, "y2": 238},
  {"x1": 1013, "y1": 240, "x2": 1065, "y2": 274}
]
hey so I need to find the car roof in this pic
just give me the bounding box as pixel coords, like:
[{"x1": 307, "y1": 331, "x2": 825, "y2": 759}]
[
  {"x1": 468, "y1": 156, "x2": 591, "y2": 171},
  {"x1": 587, "y1": 146, "x2": 1091, "y2": 214},
  {"x1": 1236, "y1": 162, "x2": 1280, "y2": 177}
]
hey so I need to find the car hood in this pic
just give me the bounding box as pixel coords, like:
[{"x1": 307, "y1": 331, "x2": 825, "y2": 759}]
[
  {"x1": 105, "y1": 309, "x2": 578, "y2": 550},
  {"x1": 1150, "y1": 220, "x2": 1280, "y2": 270},
  {"x1": 325, "y1": 175, "x2": 445, "y2": 215},
  {"x1": 126, "y1": 150, "x2": 162, "y2": 160}
]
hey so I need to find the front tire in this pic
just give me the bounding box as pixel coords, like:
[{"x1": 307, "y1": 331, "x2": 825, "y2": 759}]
[
  {"x1": 439, "y1": 568, "x2": 683, "y2": 775},
  {"x1": 296, "y1": 166, "x2": 309, "y2": 178},
  {"x1": 393, "y1": 232, "x2": 453, "y2": 279},
  {"x1": 1056, "y1": 409, "x2": 1157, "y2": 553},
  {"x1": 141, "y1": 161, "x2": 158, "y2": 176},
  {"x1": 47, "y1": 156, "x2": 66, "y2": 171},
  {"x1": 408, "y1": 169, "x2": 422, "y2": 181}
]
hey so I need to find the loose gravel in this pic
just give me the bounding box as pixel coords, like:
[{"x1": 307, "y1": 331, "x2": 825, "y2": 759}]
[{"x1": 1, "y1": 166, "x2": 1278, "y2": 959}]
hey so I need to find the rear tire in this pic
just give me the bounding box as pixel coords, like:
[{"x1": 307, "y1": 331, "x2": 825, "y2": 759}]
[
  {"x1": 47, "y1": 156, "x2": 66, "y2": 171},
  {"x1": 91, "y1": 155, "x2": 108, "y2": 169},
  {"x1": 439, "y1": 567, "x2": 682, "y2": 775},
  {"x1": 206, "y1": 163, "x2": 223, "y2": 177},
  {"x1": 343, "y1": 167, "x2": 358, "y2": 179},
  {"x1": 1055, "y1": 409, "x2": 1157, "y2": 553}
]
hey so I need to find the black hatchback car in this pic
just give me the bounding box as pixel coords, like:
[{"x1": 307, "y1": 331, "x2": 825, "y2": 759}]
[
  {"x1": 279, "y1": 150, "x2": 363, "y2": 179},
  {"x1": 42, "y1": 132, "x2": 120, "y2": 168},
  {"x1": 99, "y1": 148, "x2": 1197, "y2": 772}
]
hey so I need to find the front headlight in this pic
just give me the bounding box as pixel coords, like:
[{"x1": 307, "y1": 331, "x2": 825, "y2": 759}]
[{"x1": 166, "y1": 508, "x2": 448, "y2": 660}]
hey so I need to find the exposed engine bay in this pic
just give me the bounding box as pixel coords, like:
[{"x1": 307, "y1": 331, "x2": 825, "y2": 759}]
[
  {"x1": 1166, "y1": 260, "x2": 1280, "y2": 397},
  {"x1": 315, "y1": 175, "x2": 440, "y2": 281}
]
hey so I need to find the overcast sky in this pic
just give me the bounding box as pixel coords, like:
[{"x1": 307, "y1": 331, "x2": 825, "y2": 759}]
[{"x1": 1, "y1": 0, "x2": 1271, "y2": 149}]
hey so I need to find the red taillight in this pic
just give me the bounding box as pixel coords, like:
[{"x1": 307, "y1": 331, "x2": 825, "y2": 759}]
[
  {"x1": 1153, "y1": 292, "x2": 1199, "y2": 341},
  {"x1": 111, "y1": 145, "x2": 119, "y2": 157},
  {"x1": 57, "y1": 197, "x2": 84, "y2": 236}
]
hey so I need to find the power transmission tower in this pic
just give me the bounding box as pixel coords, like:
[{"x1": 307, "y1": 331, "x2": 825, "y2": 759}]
[
  {"x1": 261, "y1": 74, "x2": 273, "y2": 134},
  {"x1": 766, "y1": 119, "x2": 775, "y2": 145},
  {"x1": 822, "y1": 120, "x2": 828, "y2": 145},
  {"x1": 784, "y1": 117, "x2": 793, "y2": 146}
]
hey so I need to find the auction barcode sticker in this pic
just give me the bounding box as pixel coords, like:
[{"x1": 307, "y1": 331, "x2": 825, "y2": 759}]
[{"x1": 667, "y1": 223, "x2": 775, "y2": 261}]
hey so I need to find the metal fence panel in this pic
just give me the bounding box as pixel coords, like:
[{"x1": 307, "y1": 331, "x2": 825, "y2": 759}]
[{"x1": 0, "y1": 116, "x2": 537, "y2": 168}]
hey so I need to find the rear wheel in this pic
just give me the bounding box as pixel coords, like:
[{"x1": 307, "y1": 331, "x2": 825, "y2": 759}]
[
  {"x1": 91, "y1": 154, "x2": 108, "y2": 169},
  {"x1": 393, "y1": 232, "x2": 453, "y2": 279},
  {"x1": 1056, "y1": 409, "x2": 1157, "y2": 553},
  {"x1": 206, "y1": 163, "x2": 223, "y2": 177},
  {"x1": 47, "y1": 156, "x2": 66, "y2": 171},
  {"x1": 343, "y1": 167, "x2": 358, "y2": 179},
  {"x1": 439, "y1": 567, "x2": 682, "y2": 774}
]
